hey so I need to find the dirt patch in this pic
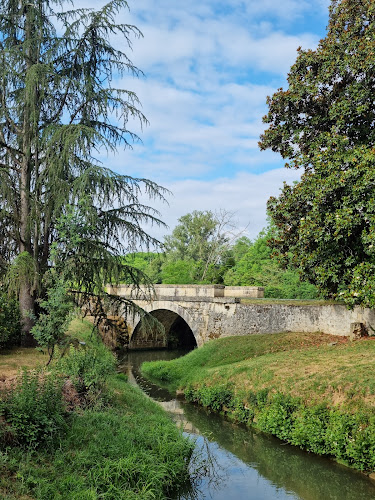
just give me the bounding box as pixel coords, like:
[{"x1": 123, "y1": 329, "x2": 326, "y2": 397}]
[{"x1": 0, "y1": 375, "x2": 18, "y2": 393}]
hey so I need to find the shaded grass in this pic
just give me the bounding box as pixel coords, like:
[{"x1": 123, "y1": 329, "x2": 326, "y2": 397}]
[
  {"x1": 65, "y1": 316, "x2": 97, "y2": 342},
  {"x1": 0, "y1": 316, "x2": 93, "y2": 380},
  {"x1": 0, "y1": 348, "x2": 48, "y2": 379}
]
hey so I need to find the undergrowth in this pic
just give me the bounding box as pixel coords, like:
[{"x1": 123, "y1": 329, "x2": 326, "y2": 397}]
[
  {"x1": 184, "y1": 385, "x2": 375, "y2": 472},
  {"x1": 0, "y1": 319, "x2": 194, "y2": 499}
]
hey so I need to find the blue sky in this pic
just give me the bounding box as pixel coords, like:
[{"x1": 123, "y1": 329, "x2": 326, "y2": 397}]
[{"x1": 79, "y1": 0, "x2": 330, "y2": 241}]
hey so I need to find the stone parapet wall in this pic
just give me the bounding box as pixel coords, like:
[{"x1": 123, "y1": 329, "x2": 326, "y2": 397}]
[
  {"x1": 224, "y1": 286, "x2": 264, "y2": 298},
  {"x1": 212, "y1": 303, "x2": 375, "y2": 339},
  {"x1": 107, "y1": 284, "x2": 264, "y2": 299},
  {"x1": 125, "y1": 298, "x2": 375, "y2": 349}
]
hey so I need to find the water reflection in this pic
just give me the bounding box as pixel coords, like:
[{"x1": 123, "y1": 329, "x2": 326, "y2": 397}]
[{"x1": 119, "y1": 350, "x2": 375, "y2": 500}]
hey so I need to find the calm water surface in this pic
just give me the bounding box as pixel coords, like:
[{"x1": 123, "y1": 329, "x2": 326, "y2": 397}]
[{"x1": 119, "y1": 350, "x2": 375, "y2": 500}]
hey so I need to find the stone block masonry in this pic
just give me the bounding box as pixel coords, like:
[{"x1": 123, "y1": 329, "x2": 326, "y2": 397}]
[{"x1": 106, "y1": 285, "x2": 375, "y2": 349}]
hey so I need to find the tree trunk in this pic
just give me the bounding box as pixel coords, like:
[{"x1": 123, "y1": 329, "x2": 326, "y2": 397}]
[
  {"x1": 18, "y1": 4, "x2": 36, "y2": 346},
  {"x1": 19, "y1": 281, "x2": 36, "y2": 346}
]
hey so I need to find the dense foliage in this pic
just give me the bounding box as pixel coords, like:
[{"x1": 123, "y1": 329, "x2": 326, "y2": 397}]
[
  {"x1": 259, "y1": 0, "x2": 375, "y2": 306},
  {"x1": 56, "y1": 344, "x2": 116, "y2": 405},
  {"x1": 125, "y1": 223, "x2": 319, "y2": 298},
  {"x1": 30, "y1": 278, "x2": 74, "y2": 363},
  {"x1": 224, "y1": 230, "x2": 319, "y2": 298},
  {"x1": 0, "y1": 371, "x2": 66, "y2": 448}
]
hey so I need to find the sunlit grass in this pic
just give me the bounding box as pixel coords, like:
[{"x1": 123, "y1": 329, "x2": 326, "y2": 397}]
[
  {"x1": 142, "y1": 332, "x2": 375, "y2": 410},
  {"x1": 0, "y1": 316, "x2": 94, "y2": 379}
]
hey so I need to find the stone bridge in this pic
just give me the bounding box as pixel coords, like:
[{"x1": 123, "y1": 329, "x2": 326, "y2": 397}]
[{"x1": 106, "y1": 284, "x2": 375, "y2": 350}]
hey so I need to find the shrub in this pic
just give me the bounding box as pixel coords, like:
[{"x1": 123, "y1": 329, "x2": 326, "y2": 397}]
[
  {"x1": 290, "y1": 404, "x2": 330, "y2": 454},
  {"x1": 56, "y1": 345, "x2": 116, "y2": 406},
  {"x1": 256, "y1": 393, "x2": 299, "y2": 441},
  {"x1": 0, "y1": 370, "x2": 66, "y2": 448},
  {"x1": 227, "y1": 396, "x2": 254, "y2": 424},
  {"x1": 31, "y1": 277, "x2": 74, "y2": 364},
  {"x1": 185, "y1": 384, "x2": 233, "y2": 412},
  {"x1": 345, "y1": 413, "x2": 375, "y2": 471}
]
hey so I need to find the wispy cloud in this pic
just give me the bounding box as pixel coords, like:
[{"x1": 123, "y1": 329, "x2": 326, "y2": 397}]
[{"x1": 142, "y1": 168, "x2": 301, "y2": 242}]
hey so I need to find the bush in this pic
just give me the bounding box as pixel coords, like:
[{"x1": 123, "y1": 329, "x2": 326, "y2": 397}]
[
  {"x1": 56, "y1": 344, "x2": 116, "y2": 406},
  {"x1": 0, "y1": 370, "x2": 66, "y2": 448},
  {"x1": 31, "y1": 277, "x2": 74, "y2": 364},
  {"x1": 185, "y1": 384, "x2": 233, "y2": 412},
  {"x1": 184, "y1": 384, "x2": 375, "y2": 471},
  {"x1": 256, "y1": 393, "x2": 299, "y2": 441},
  {"x1": 227, "y1": 395, "x2": 254, "y2": 423},
  {"x1": 0, "y1": 289, "x2": 21, "y2": 347},
  {"x1": 290, "y1": 404, "x2": 330, "y2": 454}
]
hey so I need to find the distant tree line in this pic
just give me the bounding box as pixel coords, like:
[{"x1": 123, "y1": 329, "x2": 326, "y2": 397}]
[{"x1": 123, "y1": 210, "x2": 320, "y2": 299}]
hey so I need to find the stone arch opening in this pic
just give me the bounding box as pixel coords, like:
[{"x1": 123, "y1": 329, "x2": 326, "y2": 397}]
[{"x1": 130, "y1": 309, "x2": 197, "y2": 350}]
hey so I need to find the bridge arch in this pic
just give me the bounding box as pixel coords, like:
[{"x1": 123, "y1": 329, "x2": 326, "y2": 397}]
[{"x1": 129, "y1": 304, "x2": 199, "y2": 350}]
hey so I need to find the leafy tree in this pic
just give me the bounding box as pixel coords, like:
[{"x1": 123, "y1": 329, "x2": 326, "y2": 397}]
[
  {"x1": 259, "y1": 0, "x2": 375, "y2": 305},
  {"x1": 30, "y1": 276, "x2": 74, "y2": 365},
  {"x1": 164, "y1": 210, "x2": 238, "y2": 283},
  {"x1": 0, "y1": 0, "x2": 165, "y2": 342},
  {"x1": 231, "y1": 236, "x2": 252, "y2": 262},
  {"x1": 0, "y1": 288, "x2": 21, "y2": 347},
  {"x1": 122, "y1": 252, "x2": 163, "y2": 284},
  {"x1": 161, "y1": 260, "x2": 196, "y2": 284},
  {"x1": 224, "y1": 229, "x2": 319, "y2": 299}
]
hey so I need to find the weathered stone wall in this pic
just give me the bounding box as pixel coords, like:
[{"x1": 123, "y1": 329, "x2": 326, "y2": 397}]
[
  {"x1": 201, "y1": 302, "x2": 375, "y2": 340},
  {"x1": 125, "y1": 299, "x2": 375, "y2": 348},
  {"x1": 109, "y1": 285, "x2": 375, "y2": 349},
  {"x1": 224, "y1": 286, "x2": 264, "y2": 298}
]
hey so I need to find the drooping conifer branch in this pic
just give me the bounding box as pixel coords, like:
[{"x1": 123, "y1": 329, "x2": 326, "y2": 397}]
[{"x1": 0, "y1": 0, "x2": 166, "y2": 342}]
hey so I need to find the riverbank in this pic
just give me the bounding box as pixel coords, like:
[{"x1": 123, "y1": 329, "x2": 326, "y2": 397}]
[
  {"x1": 142, "y1": 332, "x2": 375, "y2": 475},
  {"x1": 0, "y1": 319, "x2": 194, "y2": 499}
]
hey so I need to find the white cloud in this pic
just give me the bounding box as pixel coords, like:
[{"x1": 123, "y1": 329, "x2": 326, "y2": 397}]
[
  {"x1": 141, "y1": 168, "x2": 301, "y2": 243},
  {"x1": 71, "y1": 0, "x2": 327, "y2": 238}
]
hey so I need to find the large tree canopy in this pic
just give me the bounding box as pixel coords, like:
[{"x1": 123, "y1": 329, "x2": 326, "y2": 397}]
[
  {"x1": 0, "y1": 0, "x2": 165, "y2": 341},
  {"x1": 163, "y1": 210, "x2": 236, "y2": 283},
  {"x1": 259, "y1": 0, "x2": 375, "y2": 306}
]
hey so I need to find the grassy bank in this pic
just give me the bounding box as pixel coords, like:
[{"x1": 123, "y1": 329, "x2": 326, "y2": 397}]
[
  {"x1": 142, "y1": 332, "x2": 375, "y2": 473},
  {"x1": 0, "y1": 319, "x2": 194, "y2": 499}
]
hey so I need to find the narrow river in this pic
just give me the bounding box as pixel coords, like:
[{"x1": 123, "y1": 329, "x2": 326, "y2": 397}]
[{"x1": 119, "y1": 350, "x2": 375, "y2": 500}]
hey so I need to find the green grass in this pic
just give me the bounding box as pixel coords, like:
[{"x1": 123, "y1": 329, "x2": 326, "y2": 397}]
[
  {"x1": 0, "y1": 319, "x2": 194, "y2": 499},
  {"x1": 0, "y1": 376, "x2": 193, "y2": 499},
  {"x1": 141, "y1": 331, "x2": 353, "y2": 401},
  {"x1": 142, "y1": 333, "x2": 375, "y2": 473}
]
